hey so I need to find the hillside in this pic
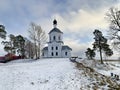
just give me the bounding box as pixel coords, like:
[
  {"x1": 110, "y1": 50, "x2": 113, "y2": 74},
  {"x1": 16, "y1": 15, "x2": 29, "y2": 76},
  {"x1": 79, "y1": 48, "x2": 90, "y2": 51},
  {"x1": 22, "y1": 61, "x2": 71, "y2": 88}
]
[{"x1": 0, "y1": 58, "x2": 120, "y2": 90}]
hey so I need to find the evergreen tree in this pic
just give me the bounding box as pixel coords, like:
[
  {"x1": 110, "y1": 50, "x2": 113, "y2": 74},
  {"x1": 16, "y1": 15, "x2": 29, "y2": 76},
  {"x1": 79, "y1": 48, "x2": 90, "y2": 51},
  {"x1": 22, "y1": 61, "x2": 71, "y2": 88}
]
[
  {"x1": 2, "y1": 34, "x2": 26, "y2": 58},
  {"x1": 93, "y1": 29, "x2": 113, "y2": 64},
  {"x1": 15, "y1": 35, "x2": 25, "y2": 58},
  {"x1": 0, "y1": 25, "x2": 7, "y2": 39},
  {"x1": 2, "y1": 34, "x2": 16, "y2": 54},
  {"x1": 102, "y1": 44, "x2": 113, "y2": 57},
  {"x1": 85, "y1": 48, "x2": 95, "y2": 60}
]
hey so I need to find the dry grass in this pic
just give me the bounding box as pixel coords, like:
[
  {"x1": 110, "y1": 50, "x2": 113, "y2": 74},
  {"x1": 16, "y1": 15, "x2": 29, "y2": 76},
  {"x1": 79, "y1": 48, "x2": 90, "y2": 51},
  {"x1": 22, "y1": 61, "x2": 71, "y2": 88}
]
[{"x1": 75, "y1": 61, "x2": 120, "y2": 90}]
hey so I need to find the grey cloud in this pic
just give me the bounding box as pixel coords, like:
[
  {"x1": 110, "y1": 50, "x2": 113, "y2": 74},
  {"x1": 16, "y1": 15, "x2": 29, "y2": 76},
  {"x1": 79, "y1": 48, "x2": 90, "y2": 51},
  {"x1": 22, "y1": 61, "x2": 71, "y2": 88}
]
[{"x1": 66, "y1": 0, "x2": 119, "y2": 12}]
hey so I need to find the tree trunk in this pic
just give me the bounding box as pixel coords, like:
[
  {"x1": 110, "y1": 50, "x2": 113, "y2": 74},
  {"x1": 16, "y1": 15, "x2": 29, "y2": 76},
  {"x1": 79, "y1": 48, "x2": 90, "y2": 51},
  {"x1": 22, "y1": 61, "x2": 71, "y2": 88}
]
[
  {"x1": 38, "y1": 43, "x2": 40, "y2": 59},
  {"x1": 35, "y1": 42, "x2": 37, "y2": 59},
  {"x1": 99, "y1": 41, "x2": 103, "y2": 64}
]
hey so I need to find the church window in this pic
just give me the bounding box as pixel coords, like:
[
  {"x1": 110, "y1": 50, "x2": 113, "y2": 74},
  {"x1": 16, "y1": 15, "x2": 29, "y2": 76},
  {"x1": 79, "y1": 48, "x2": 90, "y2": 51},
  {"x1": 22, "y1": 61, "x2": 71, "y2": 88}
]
[
  {"x1": 51, "y1": 47, "x2": 53, "y2": 50},
  {"x1": 56, "y1": 46, "x2": 58, "y2": 50},
  {"x1": 53, "y1": 36, "x2": 56, "y2": 40},
  {"x1": 56, "y1": 52, "x2": 58, "y2": 56},
  {"x1": 58, "y1": 36, "x2": 60, "y2": 40},
  {"x1": 51, "y1": 52, "x2": 54, "y2": 56},
  {"x1": 65, "y1": 52, "x2": 67, "y2": 56},
  {"x1": 50, "y1": 36, "x2": 51, "y2": 41}
]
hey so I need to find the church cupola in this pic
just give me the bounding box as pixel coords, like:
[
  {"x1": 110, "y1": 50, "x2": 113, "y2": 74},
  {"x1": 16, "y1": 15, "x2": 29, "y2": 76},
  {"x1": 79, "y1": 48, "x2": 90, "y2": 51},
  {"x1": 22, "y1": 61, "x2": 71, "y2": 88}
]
[
  {"x1": 49, "y1": 19, "x2": 63, "y2": 34},
  {"x1": 48, "y1": 19, "x2": 63, "y2": 43},
  {"x1": 53, "y1": 19, "x2": 57, "y2": 28}
]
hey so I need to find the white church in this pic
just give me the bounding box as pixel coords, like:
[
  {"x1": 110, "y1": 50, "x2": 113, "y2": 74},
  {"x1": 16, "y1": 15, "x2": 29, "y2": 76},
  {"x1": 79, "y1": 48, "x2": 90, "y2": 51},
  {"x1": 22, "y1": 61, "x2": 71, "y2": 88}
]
[{"x1": 42, "y1": 19, "x2": 72, "y2": 58}]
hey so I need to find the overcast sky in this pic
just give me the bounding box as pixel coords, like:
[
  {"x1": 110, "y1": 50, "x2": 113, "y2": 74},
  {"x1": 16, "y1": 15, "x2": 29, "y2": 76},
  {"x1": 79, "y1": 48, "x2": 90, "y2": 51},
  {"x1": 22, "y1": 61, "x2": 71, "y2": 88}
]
[{"x1": 0, "y1": 0, "x2": 120, "y2": 58}]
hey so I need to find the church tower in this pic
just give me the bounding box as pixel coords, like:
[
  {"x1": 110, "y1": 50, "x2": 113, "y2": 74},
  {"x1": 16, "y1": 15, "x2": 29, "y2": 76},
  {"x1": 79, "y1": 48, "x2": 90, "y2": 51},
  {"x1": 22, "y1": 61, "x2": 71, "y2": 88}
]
[{"x1": 42, "y1": 19, "x2": 72, "y2": 58}]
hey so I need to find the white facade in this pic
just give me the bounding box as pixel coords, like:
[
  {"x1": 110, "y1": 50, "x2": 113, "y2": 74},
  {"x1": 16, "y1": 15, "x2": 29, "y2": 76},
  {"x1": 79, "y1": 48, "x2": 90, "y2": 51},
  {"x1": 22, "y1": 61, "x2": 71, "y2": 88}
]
[{"x1": 42, "y1": 20, "x2": 72, "y2": 58}]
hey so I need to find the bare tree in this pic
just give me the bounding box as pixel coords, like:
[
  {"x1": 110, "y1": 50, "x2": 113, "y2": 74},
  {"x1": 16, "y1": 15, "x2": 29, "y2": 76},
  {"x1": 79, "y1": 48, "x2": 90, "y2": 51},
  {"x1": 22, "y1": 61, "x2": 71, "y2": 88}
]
[
  {"x1": 28, "y1": 22, "x2": 47, "y2": 59},
  {"x1": 24, "y1": 39, "x2": 36, "y2": 59},
  {"x1": 106, "y1": 7, "x2": 120, "y2": 53},
  {"x1": 28, "y1": 22, "x2": 37, "y2": 59}
]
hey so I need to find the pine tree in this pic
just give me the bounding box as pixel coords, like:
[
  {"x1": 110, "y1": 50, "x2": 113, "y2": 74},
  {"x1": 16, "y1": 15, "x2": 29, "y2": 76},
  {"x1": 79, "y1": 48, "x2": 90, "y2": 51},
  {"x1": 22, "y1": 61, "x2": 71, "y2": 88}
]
[
  {"x1": 85, "y1": 48, "x2": 95, "y2": 60},
  {"x1": 93, "y1": 29, "x2": 113, "y2": 64},
  {"x1": 0, "y1": 25, "x2": 7, "y2": 39},
  {"x1": 15, "y1": 35, "x2": 25, "y2": 58}
]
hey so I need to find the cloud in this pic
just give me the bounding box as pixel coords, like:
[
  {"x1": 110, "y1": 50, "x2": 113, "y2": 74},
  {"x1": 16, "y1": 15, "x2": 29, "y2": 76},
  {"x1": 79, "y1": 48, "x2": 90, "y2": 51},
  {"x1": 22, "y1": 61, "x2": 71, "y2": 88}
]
[
  {"x1": 51, "y1": 7, "x2": 109, "y2": 45},
  {"x1": 53, "y1": 8, "x2": 109, "y2": 32},
  {"x1": 66, "y1": 0, "x2": 119, "y2": 11},
  {"x1": 0, "y1": 0, "x2": 119, "y2": 59},
  {"x1": 64, "y1": 38, "x2": 93, "y2": 57}
]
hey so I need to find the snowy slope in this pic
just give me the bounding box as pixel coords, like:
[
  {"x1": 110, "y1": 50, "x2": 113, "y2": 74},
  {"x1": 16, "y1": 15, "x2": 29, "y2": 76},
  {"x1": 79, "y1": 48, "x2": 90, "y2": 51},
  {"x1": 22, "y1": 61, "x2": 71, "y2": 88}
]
[
  {"x1": 0, "y1": 58, "x2": 91, "y2": 90},
  {"x1": 0, "y1": 58, "x2": 120, "y2": 90}
]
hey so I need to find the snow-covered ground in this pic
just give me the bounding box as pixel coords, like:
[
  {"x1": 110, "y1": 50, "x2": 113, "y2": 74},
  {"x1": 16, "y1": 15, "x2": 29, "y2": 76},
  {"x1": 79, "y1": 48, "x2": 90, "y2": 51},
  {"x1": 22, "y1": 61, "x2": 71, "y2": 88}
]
[
  {"x1": 77, "y1": 59, "x2": 120, "y2": 77},
  {"x1": 0, "y1": 58, "x2": 90, "y2": 90},
  {"x1": 0, "y1": 58, "x2": 120, "y2": 90}
]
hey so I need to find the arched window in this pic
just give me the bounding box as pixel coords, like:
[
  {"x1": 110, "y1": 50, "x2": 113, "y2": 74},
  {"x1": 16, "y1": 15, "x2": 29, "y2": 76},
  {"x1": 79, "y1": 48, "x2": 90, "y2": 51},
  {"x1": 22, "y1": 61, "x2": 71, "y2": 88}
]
[
  {"x1": 65, "y1": 52, "x2": 67, "y2": 56},
  {"x1": 56, "y1": 52, "x2": 58, "y2": 56},
  {"x1": 51, "y1": 52, "x2": 54, "y2": 56},
  {"x1": 53, "y1": 36, "x2": 56, "y2": 40},
  {"x1": 56, "y1": 46, "x2": 58, "y2": 50},
  {"x1": 51, "y1": 47, "x2": 53, "y2": 50}
]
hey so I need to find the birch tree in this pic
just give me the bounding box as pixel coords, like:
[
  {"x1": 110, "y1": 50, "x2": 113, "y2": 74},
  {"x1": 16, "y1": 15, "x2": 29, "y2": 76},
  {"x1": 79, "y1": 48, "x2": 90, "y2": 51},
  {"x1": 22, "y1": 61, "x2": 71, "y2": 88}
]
[{"x1": 28, "y1": 22, "x2": 47, "y2": 59}]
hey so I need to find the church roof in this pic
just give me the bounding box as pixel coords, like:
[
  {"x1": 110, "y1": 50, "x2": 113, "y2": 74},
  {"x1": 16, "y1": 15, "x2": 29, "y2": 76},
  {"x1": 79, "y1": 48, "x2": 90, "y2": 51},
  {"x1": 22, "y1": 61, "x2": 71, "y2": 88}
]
[
  {"x1": 48, "y1": 41, "x2": 63, "y2": 44},
  {"x1": 42, "y1": 47, "x2": 48, "y2": 51},
  {"x1": 49, "y1": 28, "x2": 63, "y2": 34},
  {"x1": 62, "y1": 46, "x2": 72, "y2": 50},
  {"x1": 42, "y1": 45, "x2": 72, "y2": 51}
]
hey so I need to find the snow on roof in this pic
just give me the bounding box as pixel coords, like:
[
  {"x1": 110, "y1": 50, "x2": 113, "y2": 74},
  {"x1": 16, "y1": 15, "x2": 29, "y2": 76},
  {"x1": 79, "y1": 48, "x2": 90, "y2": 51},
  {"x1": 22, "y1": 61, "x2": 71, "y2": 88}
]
[
  {"x1": 42, "y1": 45, "x2": 72, "y2": 51},
  {"x1": 42, "y1": 47, "x2": 48, "y2": 51},
  {"x1": 62, "y1": 45, "x2": 72, "y2": 50},
  {"x1": 49, "y1": 27, "x2": 63, "y2": 34}
]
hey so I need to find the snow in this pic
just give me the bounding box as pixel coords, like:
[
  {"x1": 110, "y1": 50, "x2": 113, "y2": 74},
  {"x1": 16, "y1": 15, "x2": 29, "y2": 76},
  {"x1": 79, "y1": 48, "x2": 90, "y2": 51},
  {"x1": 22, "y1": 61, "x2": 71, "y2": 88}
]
[
  {"x1": 0, "y1": 58, "x2": 120, "y2": 90},
  {"x1": 97, "y1": 61, "x2": 120, "y2": 77},
  {"x1": 76, "y1": 58, "x2": 120, "y2": 76},
  {"x1": 0, "y1": 58, "x2": 89, "y2": 90}
]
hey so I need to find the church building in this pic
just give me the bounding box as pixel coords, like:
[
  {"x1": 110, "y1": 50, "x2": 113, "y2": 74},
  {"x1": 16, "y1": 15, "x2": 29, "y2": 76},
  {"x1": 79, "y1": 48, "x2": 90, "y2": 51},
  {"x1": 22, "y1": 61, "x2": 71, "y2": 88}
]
[{"x1": 42, "y1": 19, "x2": 72, "y2": 58}]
